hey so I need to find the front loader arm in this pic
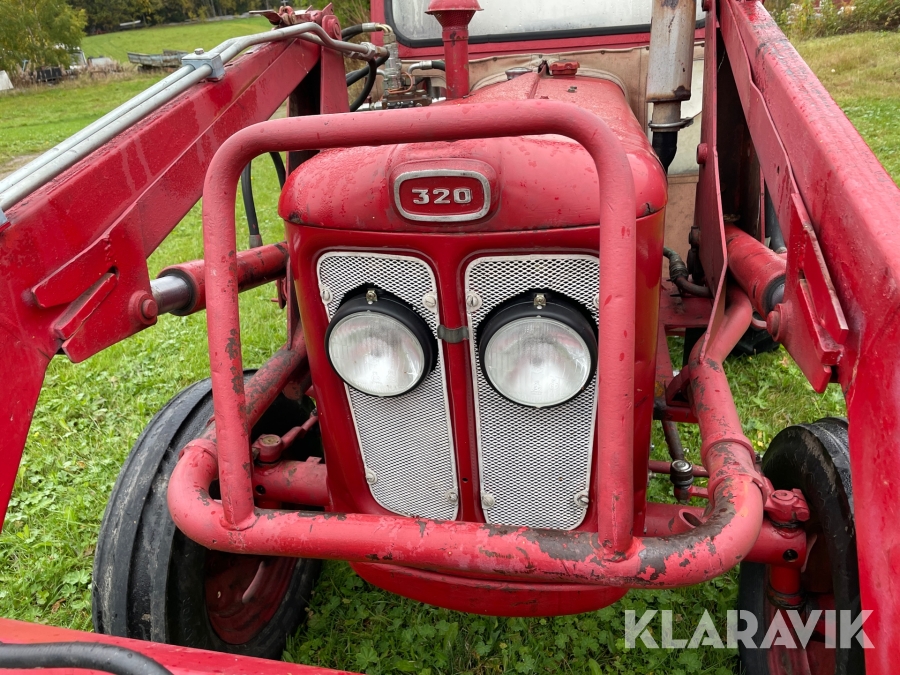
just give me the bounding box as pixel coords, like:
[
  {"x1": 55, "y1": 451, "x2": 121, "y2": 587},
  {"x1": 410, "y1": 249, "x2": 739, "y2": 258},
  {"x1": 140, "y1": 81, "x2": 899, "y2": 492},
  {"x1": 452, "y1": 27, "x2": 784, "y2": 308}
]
[
  {"x1": 0, "y1": 16, "x2": 357, "y2": 529},
  {"x1": 706, "y1": 2, "x2": 900, "y2": 670}
]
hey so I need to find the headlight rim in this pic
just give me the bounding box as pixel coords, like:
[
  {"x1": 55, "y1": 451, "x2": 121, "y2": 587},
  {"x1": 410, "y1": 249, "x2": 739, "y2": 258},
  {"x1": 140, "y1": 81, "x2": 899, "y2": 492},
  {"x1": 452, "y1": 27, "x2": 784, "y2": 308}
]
[
  {"x1": 325, "y1": 288, "x2": 438, "y2": 397},
  {"x1": 477, "y1": 290, "x2": 598, "y2": 409}
]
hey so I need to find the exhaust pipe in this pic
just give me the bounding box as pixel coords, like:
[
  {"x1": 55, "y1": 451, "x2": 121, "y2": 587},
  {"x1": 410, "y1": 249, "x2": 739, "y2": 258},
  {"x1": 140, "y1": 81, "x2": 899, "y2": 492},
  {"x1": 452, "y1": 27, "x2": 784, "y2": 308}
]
[{"x1": 646, "y1": 0, "x2": 698, "y2": 172}]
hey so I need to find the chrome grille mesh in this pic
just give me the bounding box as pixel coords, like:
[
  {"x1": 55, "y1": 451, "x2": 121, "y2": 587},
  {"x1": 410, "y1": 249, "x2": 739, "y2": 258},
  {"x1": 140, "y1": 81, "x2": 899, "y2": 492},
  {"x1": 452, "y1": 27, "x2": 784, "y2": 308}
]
[
  {"x1": 317, "y1": 252, "x2": 458, "y2": 520},
  {"x1": 465, "y1": 255, "x2": 599, "y2": 530}
]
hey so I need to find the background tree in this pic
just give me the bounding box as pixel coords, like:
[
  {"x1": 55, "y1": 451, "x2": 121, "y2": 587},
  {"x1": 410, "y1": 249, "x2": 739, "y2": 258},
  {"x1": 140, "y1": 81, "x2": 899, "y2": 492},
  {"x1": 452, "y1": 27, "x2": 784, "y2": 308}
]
[{"x1": 0, "y1": 0, "x2": 85, "y2": 73}]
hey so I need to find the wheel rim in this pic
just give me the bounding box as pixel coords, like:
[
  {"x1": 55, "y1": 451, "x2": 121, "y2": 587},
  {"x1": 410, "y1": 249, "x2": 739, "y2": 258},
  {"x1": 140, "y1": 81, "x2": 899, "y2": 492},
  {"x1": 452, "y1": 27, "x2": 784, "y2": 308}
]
[{"x1": 204, "y1": 552, "x2": 297, "y2": 644}]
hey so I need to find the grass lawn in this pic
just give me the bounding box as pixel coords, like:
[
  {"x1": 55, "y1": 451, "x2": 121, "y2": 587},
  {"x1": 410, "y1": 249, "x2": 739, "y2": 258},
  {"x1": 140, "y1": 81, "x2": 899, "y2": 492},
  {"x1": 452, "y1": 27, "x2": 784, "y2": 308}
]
[
  {"x1": 81, "y1": 18, "x2": 269, "y2": 64},
  {"x1": 0, "y1": 74, "x2": 163, "y2": 166},
  {"x1": 0, "y1": 24, "x2": 896, "y2": 675}
]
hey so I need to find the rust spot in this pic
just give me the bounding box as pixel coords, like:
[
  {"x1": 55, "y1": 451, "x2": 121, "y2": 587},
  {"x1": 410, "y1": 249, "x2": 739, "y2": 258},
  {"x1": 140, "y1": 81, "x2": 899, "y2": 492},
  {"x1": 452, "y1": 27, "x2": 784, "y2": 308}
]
[{"x1": 478, "y1": 547, "x2": 514, "y2": 559}]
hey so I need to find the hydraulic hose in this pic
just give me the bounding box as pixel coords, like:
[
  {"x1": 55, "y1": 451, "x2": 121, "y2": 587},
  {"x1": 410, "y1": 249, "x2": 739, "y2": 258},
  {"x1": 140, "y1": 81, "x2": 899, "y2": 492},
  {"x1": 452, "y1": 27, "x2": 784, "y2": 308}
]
[
  {"x1": 350, "y1": 60, "x2": 378, "y2": 111},
  {"x1": 239, "y1": 152, "x2": 287, "y2": 248},
  {"x1": 663, "y1": 247, "x2": 712, "y2": 298},
  {"x1": 0, "y1": 642, "x2": 171, "y2": 675}
]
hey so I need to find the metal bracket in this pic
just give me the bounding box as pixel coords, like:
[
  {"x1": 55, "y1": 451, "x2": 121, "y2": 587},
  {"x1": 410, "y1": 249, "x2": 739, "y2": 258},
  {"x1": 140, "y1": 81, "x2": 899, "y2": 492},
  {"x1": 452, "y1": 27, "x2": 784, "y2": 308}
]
[
  {"x1": 768, "y1": 194, "x2": 848, "y2": 392},
  {"x1": 181, "y1": 50, "x2": 226, "y2": 81},
  {"x1": 437, "y1": 325, "x2": 469, "y2": 343},
  {"x1": 648, "y1": 117, "x2": 694, "y2": 132}
]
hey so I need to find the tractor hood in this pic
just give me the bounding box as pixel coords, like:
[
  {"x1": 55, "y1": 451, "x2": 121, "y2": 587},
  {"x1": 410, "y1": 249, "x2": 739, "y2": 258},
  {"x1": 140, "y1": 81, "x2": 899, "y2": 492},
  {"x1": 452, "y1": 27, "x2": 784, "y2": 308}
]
[{"x1": 279, "y1": 71, "x2": 667, "y2": 233}]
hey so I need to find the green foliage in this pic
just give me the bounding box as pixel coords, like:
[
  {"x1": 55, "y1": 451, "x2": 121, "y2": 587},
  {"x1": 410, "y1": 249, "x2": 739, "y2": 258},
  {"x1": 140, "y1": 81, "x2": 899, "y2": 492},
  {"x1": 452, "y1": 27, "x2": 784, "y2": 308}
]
[
  {"x1": 80, "y1": 17, "x2": 268, "y2": 62},
  {"x1": 71, "y1": 0, "x2": 258, "y2": 34},
  {"x1": 71, "y1": 0, "x2": 367, "y2": 34},
  {"x1": 774, "y1": 0, "x2": 900, "y2": 39},
  {"x1": 0, "y1": 0, "x2": 86, "y2": 73}
]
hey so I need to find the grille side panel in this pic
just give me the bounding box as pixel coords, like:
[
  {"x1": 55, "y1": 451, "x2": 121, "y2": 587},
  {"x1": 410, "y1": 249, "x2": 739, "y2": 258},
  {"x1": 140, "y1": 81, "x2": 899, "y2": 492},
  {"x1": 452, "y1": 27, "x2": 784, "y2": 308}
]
[
  {"x1": 317, "y1": 253, "x2": 458, "y2": 520},
  {"x1": 465, "y1": 255, "x2": 599, "y2": 530}
]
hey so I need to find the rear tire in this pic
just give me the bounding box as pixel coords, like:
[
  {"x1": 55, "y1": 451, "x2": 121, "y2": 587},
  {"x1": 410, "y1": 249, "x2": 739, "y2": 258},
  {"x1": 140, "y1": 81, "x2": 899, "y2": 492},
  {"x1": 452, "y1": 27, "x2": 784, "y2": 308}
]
[
  {"x1": 738, "y1": 418, "x2": 864, "y2": 674},
  {"x1": 92, "y1": 375, "x2": 321, "y2": 659}
]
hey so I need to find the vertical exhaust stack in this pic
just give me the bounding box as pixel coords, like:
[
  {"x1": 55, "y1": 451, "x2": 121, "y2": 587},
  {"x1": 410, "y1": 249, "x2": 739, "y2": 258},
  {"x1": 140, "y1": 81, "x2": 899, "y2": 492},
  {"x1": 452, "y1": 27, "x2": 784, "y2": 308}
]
[
  {"x1": 646, "y1": 0, "x2": 698, "y2": 172},
  {"x1": 426, "y1": 0, "x2": 482, "y2": 99}
]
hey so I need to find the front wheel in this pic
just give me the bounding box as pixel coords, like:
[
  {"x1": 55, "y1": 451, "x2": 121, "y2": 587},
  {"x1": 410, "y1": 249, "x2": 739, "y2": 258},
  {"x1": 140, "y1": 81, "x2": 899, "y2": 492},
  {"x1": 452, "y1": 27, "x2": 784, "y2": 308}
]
[
  {"x1": 92, "y1": 376, "x2": 321, "y2": 659},
  {"x1": 738, "y1": 418, "x2": 864, "y2": 674}
]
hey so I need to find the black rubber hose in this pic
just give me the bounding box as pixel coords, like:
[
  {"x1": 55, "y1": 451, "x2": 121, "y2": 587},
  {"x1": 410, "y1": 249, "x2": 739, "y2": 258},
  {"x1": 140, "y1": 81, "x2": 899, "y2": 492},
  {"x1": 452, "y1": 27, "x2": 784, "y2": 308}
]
[
  {"x1": 269, "y1": 151, "x2": 286, "y2": 189},
  {"x1": 652, "y1": 131, "x2": 678, "y2": 173},
  {"x1": 663, "y1": 247, "x2": 712, "y2": 298},
  {"x1": 341, "y1": 24, "x2": 366, "y2": 40},
  {"x1": 239, "y1": 152, "x2": 287, "y2": 248},
  {"x1": 0, "y1": 642, "x2": 172, "y2": 675},
  {"x1": 764, "y1": 185, "x2": 786, "y2": 254},
  {"x1": 346, "y1": 53, "x2": 389, "y2": 87},
  {"x1": 240, "y1": 162, "x2": 259, "y2": 244},
  {"x1": 350, "y1": 60, "x2": 377, "y2": 111}
]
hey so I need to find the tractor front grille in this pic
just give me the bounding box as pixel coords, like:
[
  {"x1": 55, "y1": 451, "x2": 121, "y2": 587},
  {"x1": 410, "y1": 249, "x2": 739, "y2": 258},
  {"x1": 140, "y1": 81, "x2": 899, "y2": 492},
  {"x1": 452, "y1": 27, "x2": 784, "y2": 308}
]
[
  {"x1": 317, "y1": 252, "x2": 459, "y2": 520},
  {"x1": 465, "y1": 255, "x2": 599, "y2": 530}
]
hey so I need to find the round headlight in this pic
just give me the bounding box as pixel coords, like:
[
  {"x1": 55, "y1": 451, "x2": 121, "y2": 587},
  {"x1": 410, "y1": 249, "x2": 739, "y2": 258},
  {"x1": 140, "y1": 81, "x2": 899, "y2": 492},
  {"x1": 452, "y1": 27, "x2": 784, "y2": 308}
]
[
  {"x1": 326, "y1": 289, "x2": 436, "y2": 397},
  {"x1": 479, "y1": 292, "x2": 597, "y2": 408}
]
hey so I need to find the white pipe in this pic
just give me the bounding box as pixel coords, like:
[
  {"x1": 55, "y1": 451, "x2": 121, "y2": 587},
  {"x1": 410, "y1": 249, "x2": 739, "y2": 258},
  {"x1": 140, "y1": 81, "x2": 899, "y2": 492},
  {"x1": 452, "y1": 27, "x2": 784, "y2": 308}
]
[{"x1": 0, "y1": 23, "x2": 386, "y2": 218}]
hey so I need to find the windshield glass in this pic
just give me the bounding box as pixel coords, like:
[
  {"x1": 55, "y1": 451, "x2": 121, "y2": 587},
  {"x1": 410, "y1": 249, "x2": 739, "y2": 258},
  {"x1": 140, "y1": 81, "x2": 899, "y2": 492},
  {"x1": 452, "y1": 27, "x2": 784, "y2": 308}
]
[{"x1": 389, "y1": 0, "x2": 704, "y2": 43}]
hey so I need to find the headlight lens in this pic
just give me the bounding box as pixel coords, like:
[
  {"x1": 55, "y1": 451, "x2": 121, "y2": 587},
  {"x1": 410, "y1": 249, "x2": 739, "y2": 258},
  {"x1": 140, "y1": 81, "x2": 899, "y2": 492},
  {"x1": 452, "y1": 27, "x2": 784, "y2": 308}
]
[
  {"x1": 326, "y1": 290, "x2": 436, "y2": 397},
  {"x1": 479, "y1": 293, "x2": 596, "y2": 408}
]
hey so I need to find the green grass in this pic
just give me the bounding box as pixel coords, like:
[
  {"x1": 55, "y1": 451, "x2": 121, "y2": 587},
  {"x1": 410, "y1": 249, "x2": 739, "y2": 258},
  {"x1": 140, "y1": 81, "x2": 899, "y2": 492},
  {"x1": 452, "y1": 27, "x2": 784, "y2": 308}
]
[
  {"x1": 0, "y1": 25, "x2": 896, "y2": 675},
  {"x1": 81, "y1": 18, "x2": 270, "y2": 64},
  {"x1": 0, "y1": 74, "x2": 163, "y2": 166},
  {"x1": 794, "y1": 31, "x2": 900, "y2": 182}
]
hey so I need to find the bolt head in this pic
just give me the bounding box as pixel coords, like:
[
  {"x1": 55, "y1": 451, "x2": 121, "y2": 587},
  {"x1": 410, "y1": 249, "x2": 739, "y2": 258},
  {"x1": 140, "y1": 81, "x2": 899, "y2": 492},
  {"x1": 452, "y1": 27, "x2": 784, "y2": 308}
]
[
  {"x1": 575, "y1": 491, "x2": 589, "y2": 508},
  {"x1": 446, "y1": 489, "x2": 458, "y2": 504},
  {"x1": 194, "y1": 47, "x2": 205, "y2": 55},
  {"x1": 465, "y1": 292, "x2": 482, "y2": 312},
  {"x1": 320, "y1": 286, "x2": 333, "y2": 303},
  {"x1": 365, "y1": 469, "x2": 378, "y2": 485},
  {"x1": 672, "y1": 459, "x2": 692, "y2": 473},
  {"x1": 259, "y1": 434, "x2": 281, "y2": 447},
  {"x1": 366, "y1": 289, "x2": 378, "y2": 304},
  {"x1": 533, "y1": 293, "x2": 546, "y2": 309},
  {"x1": 767, "y1": 307, "x2": 783, "y2": 340},
  {"x1": 696, "y1": 142, "x2": 709, "y2": 165},
  {"x1": 422, "y1": 292, "x2": 437, "y2": 309},
  {"x1": 140, "y1": 297, "x2": 158, "y2": 320},
  {"x1": 481, "y1": 492, "x2": 495, "y2": 509}
]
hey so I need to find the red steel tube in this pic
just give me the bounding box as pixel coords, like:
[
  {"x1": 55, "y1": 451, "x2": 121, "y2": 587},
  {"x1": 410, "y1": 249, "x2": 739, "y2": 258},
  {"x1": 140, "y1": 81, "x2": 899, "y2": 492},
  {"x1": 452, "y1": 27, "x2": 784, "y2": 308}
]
[
  {"x1": 425, "y1": 0, "x2": 481, "y2": 99},
  {"x1": 199, "y1": 100, "x2": 637, "y2": 548},
  {"x1": 169, "y1": 279, "x2": 765, "y2": 588},
  {"x1": 253, "y1": 459, "x2": 328, "y2": 506},
  {"x1": 644, "y1": 502, "x2": 806, "y2": 567},
  {"x1": 724, "y1": 225, "x2": 786, "y2": 317},
  {"x1": 158, "y1": 242, "x2": 289, "y2": 316}
]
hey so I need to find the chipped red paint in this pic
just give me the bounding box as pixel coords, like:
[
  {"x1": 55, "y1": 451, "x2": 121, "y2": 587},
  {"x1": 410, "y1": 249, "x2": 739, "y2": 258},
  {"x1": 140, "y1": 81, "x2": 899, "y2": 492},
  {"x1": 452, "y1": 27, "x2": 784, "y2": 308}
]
[
  {"x1": 198, "y1": 100, "x2": 638, "y2": 550},
  {"x1": 158, "y1": 243, "x2": 289, "y2": 316},
  {"x1": 168, "y1": 285, "x2": 767, "y2": 591}
]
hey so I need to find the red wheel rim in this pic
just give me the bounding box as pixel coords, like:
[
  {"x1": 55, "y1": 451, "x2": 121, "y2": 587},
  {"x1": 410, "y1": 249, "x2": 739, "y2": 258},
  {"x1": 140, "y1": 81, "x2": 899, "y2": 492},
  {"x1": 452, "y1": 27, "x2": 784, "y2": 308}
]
[{"x1": 204, "y1": 552, "x2": 296, "y2": 644}]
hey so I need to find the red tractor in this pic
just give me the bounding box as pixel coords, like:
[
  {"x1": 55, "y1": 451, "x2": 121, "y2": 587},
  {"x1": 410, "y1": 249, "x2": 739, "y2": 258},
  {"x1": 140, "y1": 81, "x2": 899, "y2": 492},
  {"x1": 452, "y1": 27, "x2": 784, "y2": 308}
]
[{"x1": 0, "y1": 0, "x2": 897, "y2": 673}]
